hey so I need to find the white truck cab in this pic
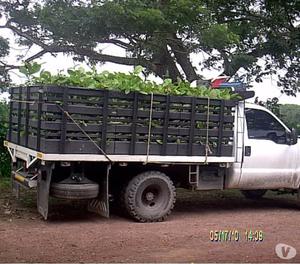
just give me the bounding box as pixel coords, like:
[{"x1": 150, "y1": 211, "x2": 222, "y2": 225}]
[{"x1": 227, "y1": 102, "x2": 300, "y2": 190}]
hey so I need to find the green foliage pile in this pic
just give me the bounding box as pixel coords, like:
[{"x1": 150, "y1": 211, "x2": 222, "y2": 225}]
[
  {"x1": 24, "y1": 64, "x2": 240, "y2": 100},
  {"x1": 0, "y1": 101, "x2": 10, "y2": 178}
]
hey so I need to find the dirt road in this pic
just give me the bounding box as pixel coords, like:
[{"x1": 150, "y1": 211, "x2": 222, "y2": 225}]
[{"x1": 0, "y1": 188, "x2": 299, "y2": 263}]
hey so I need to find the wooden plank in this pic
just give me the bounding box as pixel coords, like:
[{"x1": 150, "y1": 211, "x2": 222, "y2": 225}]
[
  {"x1": 100, "y1": 90, "x2": 109, "y2": 151},
  {"x1": 217, "y1": 100, "x2": 225, "y2": 156},
  {"x1": 59, "y1": 87, "x2": 68, "y2": 153},
  {"x1": 130, "y1": 93, "x2": 138, "y2": 154},
  {"x1": 162, "y1": 95, "x2": 170, "y2": 155},
  {"x1": 11, "y1": 102, "x2": 39, "y2": 111},
  {"x1": 8, "y1": 93, "x2": 13, "y2": 141},
  {"x1": 24, "y1": 87, "x2": 30, "y2": 147},
  {"x1": 43, "y1": 103, "x2": 103, "y2": 115},
  {"x1": 188, "y1": 97, "x2": 196, "y2": 155},
  {"x1": 17, "y1": 88, "x2": 22, "y2": 145},
  {"x1": 106, "y1": 108, "x2": 234, "y2": 123},
  {"x1": 44, "y1": 85, "x2": 105, "y2": 96}
]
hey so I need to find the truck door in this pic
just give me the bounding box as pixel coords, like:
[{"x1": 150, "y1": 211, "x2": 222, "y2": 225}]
[{"x1": 239, "y1": 107, "x2": 299, "y2": 189}]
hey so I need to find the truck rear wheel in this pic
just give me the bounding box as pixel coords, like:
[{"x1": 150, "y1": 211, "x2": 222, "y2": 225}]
[
  {"x1": 50, "y1": 182, "x2": 99, "y2": 200},
  {"x1": 123, "y1": 171, "x2": 176, "y2": 222},
  {"x1": 241, "y1": 190, "x2": 267, "y2": 199}
]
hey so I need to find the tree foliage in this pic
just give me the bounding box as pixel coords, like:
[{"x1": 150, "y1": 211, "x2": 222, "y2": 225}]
[
  {"x1": 0, "y1": 0, "x2": 299, "y2": 94},
  {"x1": 255, "y1": 97, "x2": 300, "y2": 134},
  {"x1": 0, "y1": 36, "x2": 11, "y2": 89},
  {"x1": 254, "y1": 96, "x2": 280, "y2": 116},
  {"x1": 0, "y1": 101, "x2": 10, "y2": 177},
  {"x1": 280, "y1": 104, "x2": 300, "y2": 134}
]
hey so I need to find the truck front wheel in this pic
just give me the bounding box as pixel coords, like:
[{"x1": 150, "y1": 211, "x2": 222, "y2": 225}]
[
  {"x1": 241, "y1": 189, "x2": 267, "y2": 199},
  {"x1": 123, "y1": 171, "x2": 176, "y2": 222}
]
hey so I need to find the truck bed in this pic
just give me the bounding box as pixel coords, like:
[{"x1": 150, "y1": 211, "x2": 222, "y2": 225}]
[{"x1": 7, "y1": 85, "x2": 237, "y2": 161}]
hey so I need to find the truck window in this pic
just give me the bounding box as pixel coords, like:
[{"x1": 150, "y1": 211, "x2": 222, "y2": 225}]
[{"x1": 245, "y1": 108, "x2": 287, "y2": 144}]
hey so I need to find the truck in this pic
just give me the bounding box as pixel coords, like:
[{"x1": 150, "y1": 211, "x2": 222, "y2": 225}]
[{"x1": 4, "y1": 84, "x2": 299, "y2": 222}]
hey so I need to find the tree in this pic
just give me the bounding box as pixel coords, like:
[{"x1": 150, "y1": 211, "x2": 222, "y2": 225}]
[
  {"x1": 280, "y1": 104, "x2": 300, "y2": 134},
  {"x1": 254, "y1": 96, "x2": 280, "y2": 116},
  {"x1": 0, "y1": 100, "x2": 10, "y2": 177},
  {"x1": 0, "y1": 0, "x2": 299, "y2": 94},
  {"x1": 255, "y1": 97, "x2": 300, "y2": 134},
  {"x1": 0, "y1": 36, "x2": 11, "y2": 89}
]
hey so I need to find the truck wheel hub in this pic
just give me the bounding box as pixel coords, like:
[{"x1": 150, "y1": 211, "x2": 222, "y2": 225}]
[{"x1": 145, "y1": 192, "x2": 155, "y2": 201}]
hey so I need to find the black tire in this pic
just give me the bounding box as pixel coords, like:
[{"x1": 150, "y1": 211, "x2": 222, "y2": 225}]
[
  {"x1": 123, "y1": 171, "x2": 176, "y2": 222},
  {"x1": 241, "y1": 189, "x2": 267, "y2": 199},
  {"x1": 50, "y1": 182, "x2": 99, "y2": 200}
]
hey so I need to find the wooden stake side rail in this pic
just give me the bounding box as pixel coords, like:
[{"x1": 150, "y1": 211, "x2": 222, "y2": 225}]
[{"x1": 7, "y1": 85, "x2": 237, "y2": 157}]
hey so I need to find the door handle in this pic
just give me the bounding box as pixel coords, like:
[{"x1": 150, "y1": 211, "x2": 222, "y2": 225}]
[{"x1": 245, "y1": 146, "x2": 251, "y2": 156}]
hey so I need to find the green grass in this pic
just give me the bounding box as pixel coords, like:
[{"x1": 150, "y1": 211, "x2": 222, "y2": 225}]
[
  {"x1": 0, "y1": 177, "x2": 36, "y2": 211},
  {"x1": 0, "y1": 177, "x2": 11, "y2": 192},
  {"x1": 0, "y1": 151, "x2": 11, "y2": 178}
]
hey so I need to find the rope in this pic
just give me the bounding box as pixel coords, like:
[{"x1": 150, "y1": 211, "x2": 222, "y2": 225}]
[
  {"x1": 145, "y1": 92, "x2": 154, "y2": 164},
  {"x1": 55, "y1": 105, "x2": 112, "y2": 163},
  {"x1": 204, "y1": 97, "x2": 212, "y2": 164}
]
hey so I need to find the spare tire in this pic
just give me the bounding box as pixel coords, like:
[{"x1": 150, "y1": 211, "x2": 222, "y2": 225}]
[{"x1": 50, "y1": 182, "x2": 99, "y2": 200}]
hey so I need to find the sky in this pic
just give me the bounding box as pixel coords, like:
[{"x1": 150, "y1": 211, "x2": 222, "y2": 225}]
[{"x1": 0, "y1": 25, "x2": 299, "y2": 105}]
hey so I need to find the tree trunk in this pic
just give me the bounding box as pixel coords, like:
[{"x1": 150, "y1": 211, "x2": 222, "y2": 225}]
[
  {"x1": 167, "y1": 34, "x2": 198, "y2": 82},
  {"x1": 151, "y1": 45, "x2": 182, "y2": 82}
]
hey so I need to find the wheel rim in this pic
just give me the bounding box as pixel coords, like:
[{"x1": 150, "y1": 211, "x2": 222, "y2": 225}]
[
  {"x1": 141, "y1": 185, "x2": 161, "y2": 207},
  {"x1": 136, "y1": 179, "x2": 171, "y2": 216}
]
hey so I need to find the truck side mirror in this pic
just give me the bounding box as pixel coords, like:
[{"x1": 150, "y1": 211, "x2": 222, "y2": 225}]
[{"x1": 287, "y1": 128, "x2": 298, "y2": 145}]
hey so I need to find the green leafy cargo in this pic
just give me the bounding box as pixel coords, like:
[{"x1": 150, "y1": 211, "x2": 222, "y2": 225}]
[
  {"x1": 22, "y1": 64, "x2": 240, "y2": 100},
  {"x1": 7, "y1": 64, "x2": 239, "y2": 156}
]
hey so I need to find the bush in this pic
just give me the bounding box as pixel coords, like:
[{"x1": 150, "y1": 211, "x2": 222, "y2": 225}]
[{"x1": 0, "y1": 100, "x2": 10, "y2": 177}]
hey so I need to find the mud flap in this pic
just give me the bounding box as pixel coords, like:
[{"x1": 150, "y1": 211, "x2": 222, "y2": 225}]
[
  {"x1": 87, "y1": 164, "x2": 111, "y2": 218},
  {"x1": 37, "y1": 162, "x2": 54, "y2": 220}
]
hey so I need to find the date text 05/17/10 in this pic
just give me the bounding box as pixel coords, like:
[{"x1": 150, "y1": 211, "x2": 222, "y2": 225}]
[{"x1": 210, "y1": 230, "x2": 264, "y2": 242}]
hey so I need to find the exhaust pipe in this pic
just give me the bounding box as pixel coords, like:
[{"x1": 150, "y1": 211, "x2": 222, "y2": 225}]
[{"x1": 13, "y1": 171, "x2": 37, "y2": 188}]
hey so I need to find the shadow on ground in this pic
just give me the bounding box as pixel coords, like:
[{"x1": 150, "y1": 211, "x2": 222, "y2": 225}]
[{"x1": 1, "y1": 179, "x2": 299, "y2": 222}]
